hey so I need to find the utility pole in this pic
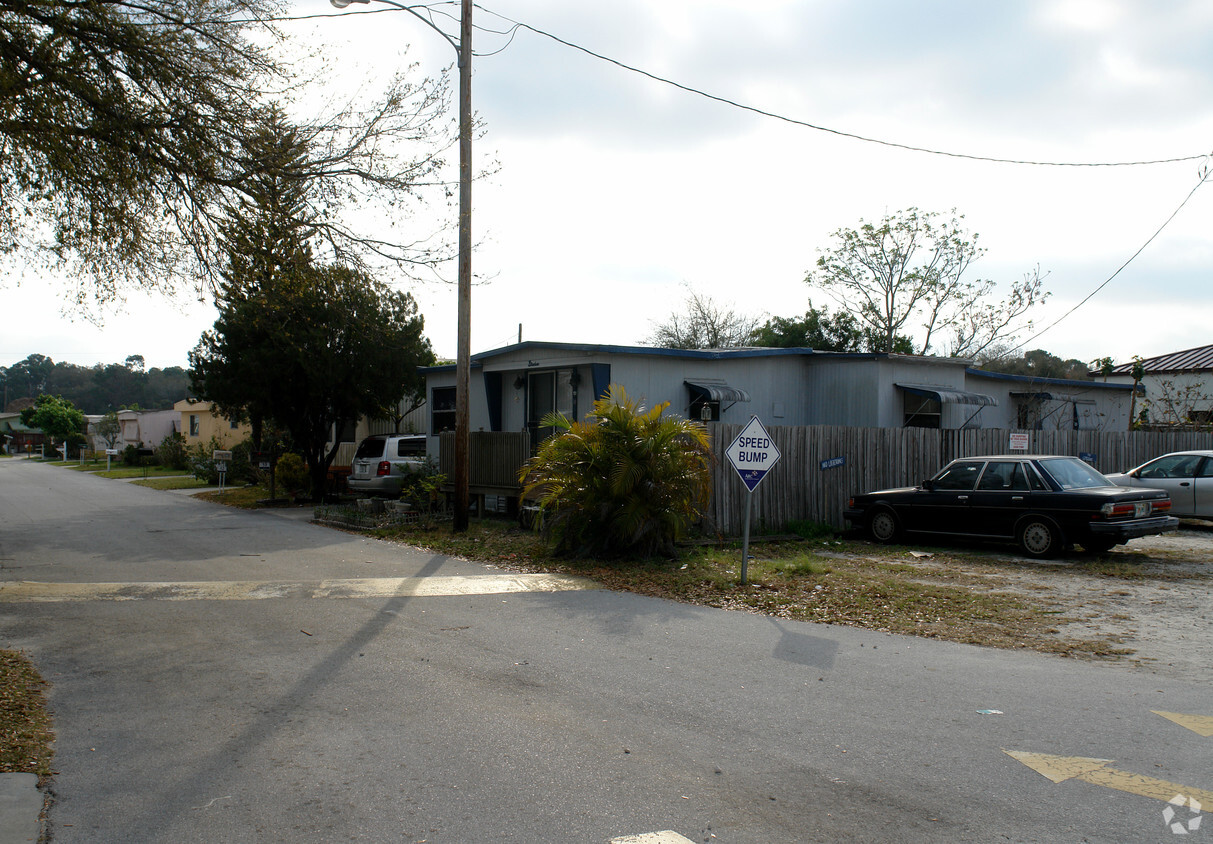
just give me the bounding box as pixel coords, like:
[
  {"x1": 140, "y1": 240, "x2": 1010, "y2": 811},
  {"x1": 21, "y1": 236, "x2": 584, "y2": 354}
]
[
  {"x1": 453, "y1": 0, "x2": 472, "y2": 532},
  {"x1": 331, "y1": 0, "x2": 473, "y2": 532}
]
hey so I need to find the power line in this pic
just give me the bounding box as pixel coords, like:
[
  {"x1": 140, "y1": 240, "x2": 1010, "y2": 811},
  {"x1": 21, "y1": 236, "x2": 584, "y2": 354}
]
[
  {"x1": 475, "y1": 6, "x2": 1209, "y2": 169},
  {"x1": 272, "y1": 4, "x2": 1207, "y2": 168},
  {"x1": 1005, "y1": 170, "x2": 1211, "y2": 355}
]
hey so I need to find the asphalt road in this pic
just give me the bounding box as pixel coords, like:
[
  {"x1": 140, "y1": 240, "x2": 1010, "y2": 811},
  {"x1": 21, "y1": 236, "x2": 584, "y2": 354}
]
[{"x1": 1, "y1": 457, "x2": 1209, "y2": 843}]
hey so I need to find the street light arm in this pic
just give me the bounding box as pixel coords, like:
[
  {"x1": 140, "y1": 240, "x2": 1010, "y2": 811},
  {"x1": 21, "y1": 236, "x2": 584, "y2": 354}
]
[{"x1": 329, "y1": 0, "x2": 460, "y2": 58}]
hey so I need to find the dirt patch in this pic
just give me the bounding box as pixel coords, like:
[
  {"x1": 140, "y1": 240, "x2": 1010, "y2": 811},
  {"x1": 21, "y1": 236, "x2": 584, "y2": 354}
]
[{"x1": 872, "y1": 523, "x2": 1213, "y2": 682}]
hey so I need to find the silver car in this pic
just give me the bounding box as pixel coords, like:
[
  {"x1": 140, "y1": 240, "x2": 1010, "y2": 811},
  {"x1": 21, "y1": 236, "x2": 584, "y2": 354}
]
[
  {"x1": 347, "y1": 434, "x2": 427, "y2": 496},
  {"x1": 1105, "y1": 450, "x2": 1213, "y2": 519}
]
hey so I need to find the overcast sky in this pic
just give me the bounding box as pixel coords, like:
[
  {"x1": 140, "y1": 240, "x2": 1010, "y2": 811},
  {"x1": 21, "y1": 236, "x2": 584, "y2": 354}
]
[{"x1": 3, "y1": 0, "x2": 1211, "y2": 371}]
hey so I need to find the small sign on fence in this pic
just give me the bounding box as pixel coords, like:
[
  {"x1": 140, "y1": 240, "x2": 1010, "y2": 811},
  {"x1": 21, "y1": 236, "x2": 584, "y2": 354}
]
[
  {"x1": 1008, "y1": 432, "x2": 1030, "y2": 451},
  {"x1": 820, "y1": 455, "x2": 846, "y2": 470}
]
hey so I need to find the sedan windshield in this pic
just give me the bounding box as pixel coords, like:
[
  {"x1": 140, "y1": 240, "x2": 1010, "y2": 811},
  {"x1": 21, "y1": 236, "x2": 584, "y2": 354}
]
[{"x1": 1038, "y1": 457, "x2": 1112, "y2": 490}]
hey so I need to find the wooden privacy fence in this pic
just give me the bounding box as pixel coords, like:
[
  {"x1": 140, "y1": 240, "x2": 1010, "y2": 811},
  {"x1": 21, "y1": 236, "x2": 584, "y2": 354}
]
[
  {"x1": 438, "y1": 431, "x2": 531, "y2": 494},
  {"x1": 707, "y1": 424, "x2": 1213, "y2": 535},
  {"x1": 437, "y1": 426, "x2": 1213, "y2": 535}
]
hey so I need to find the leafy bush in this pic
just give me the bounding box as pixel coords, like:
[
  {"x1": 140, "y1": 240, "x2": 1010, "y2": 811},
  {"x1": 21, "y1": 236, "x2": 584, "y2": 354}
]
[
  {"x1": 275, "y1": 453, "x2": 309, "y2": 498},
  {"x1": 156, "y1": 432, "x2": 189, "y2": 471},
  {"x1": 519, "y1": 385, "x2": 713, "y2": 558},
  {"x1": 187, "y1": 436, "x2": 253, "y2": 484},
  {"x1": 121, "y1": 444, "x2": 141, "y2": 466},
  {"x1": 398, "y1": 461, "x2": 448, "y2": 524}
]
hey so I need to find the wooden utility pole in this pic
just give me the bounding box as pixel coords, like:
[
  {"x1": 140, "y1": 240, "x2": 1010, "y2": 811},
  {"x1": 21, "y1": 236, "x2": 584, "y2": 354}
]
[{"x1": 453, "y1": 0, "x2": 472, "y2": 531}]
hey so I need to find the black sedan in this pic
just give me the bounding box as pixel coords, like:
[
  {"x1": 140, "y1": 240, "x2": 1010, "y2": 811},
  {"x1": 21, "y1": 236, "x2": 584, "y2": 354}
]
[{"x1": 844, "y1": 455, "x2": 1179, "y2": 558}]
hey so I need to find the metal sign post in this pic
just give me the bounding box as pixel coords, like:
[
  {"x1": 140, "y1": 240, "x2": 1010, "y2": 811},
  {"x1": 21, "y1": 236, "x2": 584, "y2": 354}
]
[
  {"x1": 724, "y1": 416, "x2": 781, "y2": 585},
  {"x1": 213, "y1": 449, "x2": 233, "y2": 495}
]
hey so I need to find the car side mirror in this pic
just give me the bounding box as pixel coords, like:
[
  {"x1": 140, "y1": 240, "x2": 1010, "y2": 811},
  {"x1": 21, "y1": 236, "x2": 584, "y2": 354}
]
[{"x1": 922, "y1": 479, "x2": 935, "y2": 491}]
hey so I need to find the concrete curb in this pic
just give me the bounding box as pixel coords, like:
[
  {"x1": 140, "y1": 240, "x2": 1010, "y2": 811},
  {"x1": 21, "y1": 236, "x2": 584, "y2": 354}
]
[{"x1": 0, "y1": 773, "x2": 42, "y2": 844}]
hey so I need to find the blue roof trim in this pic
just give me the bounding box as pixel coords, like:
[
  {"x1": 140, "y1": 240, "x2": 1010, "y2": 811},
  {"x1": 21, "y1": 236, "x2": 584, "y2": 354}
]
[
  {"x1": 965, "y1": 367, "x2": 1137, "y2": 392},
  {"x1": 421, "y1": 342, "x2": 820, "y2": 373}
]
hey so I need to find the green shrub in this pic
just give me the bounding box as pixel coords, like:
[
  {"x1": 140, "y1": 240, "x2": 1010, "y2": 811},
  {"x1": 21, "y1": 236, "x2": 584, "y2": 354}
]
[
  {"x1": 275, "y1": 452, "x2": 309, "y2": 498},
  {"x1": 156, "y1": 432, "x2": 189, "y2": 471},
  {"x1": 187, "y1": 436, "x2": 252, "y2": 484},
  {"x1": 399, "y1": 461, "x2": 448, "y2": 521},
  {"x1": 520, "y1": 385, "x2": 713, "y2": 558}
]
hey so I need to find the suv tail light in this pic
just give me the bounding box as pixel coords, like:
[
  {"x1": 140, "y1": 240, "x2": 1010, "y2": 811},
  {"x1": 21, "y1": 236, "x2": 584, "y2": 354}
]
[{"x1": 376, "y1": 461, "x2": 391, "y2": 477}]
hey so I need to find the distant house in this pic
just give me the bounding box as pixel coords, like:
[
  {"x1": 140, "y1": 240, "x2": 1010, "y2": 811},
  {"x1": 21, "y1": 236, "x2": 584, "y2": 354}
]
[
  {"x1": 174, "y1": 399, "x2": 252, "y2": 448},
  {"x1": 419, "y1": 341, "x2": 1139, "y2": 451},
  {"x1": 117, "y1": 409, "x2": 179, "y2": 450},
  {"x1": 0, "y1": 412, "x2": 43, "y2": 454},
  {"x1": 1096, "y1": 344, "x2": 1213, "y2": 426}
]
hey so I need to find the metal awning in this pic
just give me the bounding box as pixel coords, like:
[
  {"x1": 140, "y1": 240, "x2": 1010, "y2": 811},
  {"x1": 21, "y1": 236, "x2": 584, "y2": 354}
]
[
  {"x1": 685, "y1": 379, "x2": 751, "y2": 404},
  {"x1": 896, "y1": 383, "x2": 997, "y2": 406},
  {"x1": 1009, "y1": 390, "x2": 1095, "y2": 405}
]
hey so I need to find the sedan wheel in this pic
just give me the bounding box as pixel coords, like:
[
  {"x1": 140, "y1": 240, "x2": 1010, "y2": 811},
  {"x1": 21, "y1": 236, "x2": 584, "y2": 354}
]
[
  {"x1": 869, "y1": 509, "x2": 899, "y2": 543},
  {"x1": 1018, "y1": 518, "x2": 1060, "y2": 559}
]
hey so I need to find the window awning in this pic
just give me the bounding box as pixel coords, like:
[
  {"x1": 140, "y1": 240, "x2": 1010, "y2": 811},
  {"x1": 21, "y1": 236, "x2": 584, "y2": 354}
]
[
  {"x1": 896, "y1": 383, "x2": 997, "y2": 406},
  {"x1": 685, "y1": 379, "x2": 751, "y2": 404}
]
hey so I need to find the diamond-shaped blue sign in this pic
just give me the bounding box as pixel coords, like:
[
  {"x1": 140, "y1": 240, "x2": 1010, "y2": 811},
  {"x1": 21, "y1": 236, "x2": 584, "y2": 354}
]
[{"x1": 726, "y1": 416, "x2": 780, "y2": 492}]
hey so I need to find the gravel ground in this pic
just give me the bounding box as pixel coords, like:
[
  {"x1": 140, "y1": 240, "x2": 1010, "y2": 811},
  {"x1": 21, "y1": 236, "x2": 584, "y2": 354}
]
[{"x1": 988, "y1": 522, "x2": 1213, "y2": 683}]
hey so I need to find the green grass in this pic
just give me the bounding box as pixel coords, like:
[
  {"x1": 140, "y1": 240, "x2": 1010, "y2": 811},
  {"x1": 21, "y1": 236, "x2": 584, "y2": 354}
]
[
  {"x1": 131, "y1": 476, "x2": 213, "y2": 491},
  {"x1": 194, "y1": 484, "x2": 291, "y2": 509},
  {"x1": 88, "y1": 465, "x2": 194, "y2": 479},
  {"x1": 0, "y1": 650, "x2": 54, "y2": 781}
]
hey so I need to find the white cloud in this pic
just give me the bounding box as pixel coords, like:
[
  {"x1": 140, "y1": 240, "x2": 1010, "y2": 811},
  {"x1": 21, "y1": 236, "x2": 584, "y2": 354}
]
[{"x1": 3, "y1": 0, "x2": 1211, "y2": 373}]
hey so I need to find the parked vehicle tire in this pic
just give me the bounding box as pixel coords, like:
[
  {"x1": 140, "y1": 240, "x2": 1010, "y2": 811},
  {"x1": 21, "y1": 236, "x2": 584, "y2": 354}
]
[
  {"x1": 868, "y1": 508, "x2": 900, "y2": 543},
  {"x1": 1018, "y1": 517, "x2": 1061, "y2": 559},
  {"x1": 1081, "y1": 538, "x2": 1117, "y2": 554}
]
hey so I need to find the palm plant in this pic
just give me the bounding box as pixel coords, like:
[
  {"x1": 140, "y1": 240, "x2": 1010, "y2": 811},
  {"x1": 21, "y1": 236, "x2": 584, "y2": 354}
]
[{"x1": 520, "y1": 385, "x2": 713, "y2": 558}]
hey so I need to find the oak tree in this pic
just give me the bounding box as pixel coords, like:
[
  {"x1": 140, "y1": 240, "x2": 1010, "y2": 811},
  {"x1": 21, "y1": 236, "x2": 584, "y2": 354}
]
[{"x1": 807, "y1": 209, "x2": 1047, "y2": 357}]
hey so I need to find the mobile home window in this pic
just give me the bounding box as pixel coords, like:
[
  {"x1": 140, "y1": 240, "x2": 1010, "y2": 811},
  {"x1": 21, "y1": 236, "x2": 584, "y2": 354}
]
[
  {"x1": 431, "y1": 387, "x2": 456, "y2": 434},
  {"x1": 903, "y1": 394, "x2": 941, "y2": 428}
]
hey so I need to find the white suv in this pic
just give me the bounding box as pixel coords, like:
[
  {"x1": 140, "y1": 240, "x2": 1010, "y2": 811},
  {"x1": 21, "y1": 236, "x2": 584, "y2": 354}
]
[{"x1": 347, "y1": 434, "x2": 428, "y2": 496}]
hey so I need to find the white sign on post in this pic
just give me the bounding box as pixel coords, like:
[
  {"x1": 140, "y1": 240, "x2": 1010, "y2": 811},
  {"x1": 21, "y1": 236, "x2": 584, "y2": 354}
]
[
  {"x1": 725, "y1": 416, "x2": 781, "y2": 585},
  {"x1": 725, "y1": 416, "x2": 781, "y2": 492}
]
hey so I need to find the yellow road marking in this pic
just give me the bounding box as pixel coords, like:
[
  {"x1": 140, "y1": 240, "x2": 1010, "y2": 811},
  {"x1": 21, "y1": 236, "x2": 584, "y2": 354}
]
[
  {"x1": 1153, "y1": 710, "x2": 1213, "y2": 738},
  {"x1": 0, "y1": 574, "x2": 599, "y2": 603},
  {"x1": 1005, "y1": 750, "x2": 1213, "y2": 805}
]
